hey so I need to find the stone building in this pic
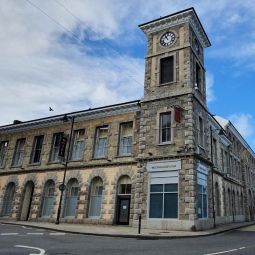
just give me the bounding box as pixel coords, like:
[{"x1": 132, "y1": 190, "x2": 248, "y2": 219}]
[{"x1": 0, "y1": 8, "x2": 254, "y2": 231}]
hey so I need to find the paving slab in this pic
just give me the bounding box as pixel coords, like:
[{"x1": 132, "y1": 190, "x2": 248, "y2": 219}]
[{"x1": 1, "y1": 220, "x2": 254, "y2": 239}]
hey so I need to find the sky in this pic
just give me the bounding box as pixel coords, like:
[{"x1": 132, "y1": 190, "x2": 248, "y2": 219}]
[{"x1": 0, "y1": 0, "x2": 255, "y2": 150}]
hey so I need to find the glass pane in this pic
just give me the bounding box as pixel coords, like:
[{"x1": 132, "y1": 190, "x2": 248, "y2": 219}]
[
  {"x1": 89, "y1": 196, "x2": 102, "y2": 217},
  {"x1": 165, "y1": 184, "x2": 178, "y2": 192},
  {"x1": 197, "y1": 194, "x2": 202, "y2": 218},
  {"x1": 203, "y1": 194, "x2": 207, "y2": 217},
  {"x1": 126, "y1": 184, "x2": 131, "y2": 194},
  {"x1": 160, "y1": 56, "x2": 174, "y2": 84},
  {"x1": 164, "y1": 193, "x2": 178, "y2": 218},
  {"x1": 150, "y1": 184, "x2": 163, "y2": 193},
  {"x1": 149, "y1": 194, "x2": 163, "y2": 218}
]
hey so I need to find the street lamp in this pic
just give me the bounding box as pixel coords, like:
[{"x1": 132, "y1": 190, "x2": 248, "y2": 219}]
[
  {"x1": 55, "y1": 115, "x2": 75, "y2": 225},
  {"x1": 210, "y1": 126, "x2": 224, "y2": 229}
]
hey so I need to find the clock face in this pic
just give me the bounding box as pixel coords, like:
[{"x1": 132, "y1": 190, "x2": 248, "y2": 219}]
[{"x1": 160, "y1": 32, "x2": 176, "y2": 46}]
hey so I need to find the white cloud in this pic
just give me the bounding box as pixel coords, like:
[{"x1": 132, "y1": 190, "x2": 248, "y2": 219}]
[
  {"x1": 1, "y1": 0, "x2": 255, "y2": 126},
  {"x1": 229, "y1": 113, "x2": 254, "y2": 138}
]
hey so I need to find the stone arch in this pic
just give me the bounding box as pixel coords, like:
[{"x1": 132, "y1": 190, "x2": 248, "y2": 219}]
[
  {"x1": 40, "y1": 179, "x2": 56, "y2": 218},
  {"x1": 20, "y1": 180, "x2": 35, "y2": 221},
  {"x1": 63, "y1": 178, "x2": 80, "y2": 219},
  {"x1": 1, "y1": 182, "x2": 16, "y2": 217},
  {"x1": 215, "y1": 182, "x2": 221, "y2": 217},
  {"x1": 87, "y1": 176, "x2": 104, "y2": 219},
  {"x1": 65, "y1": 170, "x2": 83, "y2": 185}
]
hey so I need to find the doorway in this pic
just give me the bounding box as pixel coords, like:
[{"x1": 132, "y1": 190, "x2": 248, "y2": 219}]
[
  {"x1": 116, "y1": 175, "x2": 132, "y2": 225},
  {"x1": 117, "y1": 196, "x2": 130, "y2": 225},
  {"x1": 20, "y1": 181, "x2": 34, "y2": 221}
]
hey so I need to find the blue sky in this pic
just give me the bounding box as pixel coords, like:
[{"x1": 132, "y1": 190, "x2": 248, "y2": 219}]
[{"x1": 0, "y1": 0, "x2": 254, "y2": 150}]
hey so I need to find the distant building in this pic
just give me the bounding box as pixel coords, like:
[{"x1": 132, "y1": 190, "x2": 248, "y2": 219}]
[{"x1": 0, "y1": 8, "x2": 254, "y2": 231}]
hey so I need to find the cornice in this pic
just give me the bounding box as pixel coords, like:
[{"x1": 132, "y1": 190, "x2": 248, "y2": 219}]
[
  {"x1": 139, "y1": 8, "x2": 211, "y2": 48},
  {"x1": 0, "y1": 101, "x2": 140, "y2": 134}
]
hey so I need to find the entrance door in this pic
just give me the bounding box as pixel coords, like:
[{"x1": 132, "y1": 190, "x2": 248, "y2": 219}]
[
  {"x1": 20, "y1": 182, "x2": 34, "y2": 221},
  {"x1": 117, "y1": 197, "x2": 130, "y2": 225}
]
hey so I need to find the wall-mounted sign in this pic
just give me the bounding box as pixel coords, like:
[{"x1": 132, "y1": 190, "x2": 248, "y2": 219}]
[{"x1": 147, "y1": 160, "x2": 181, "y2": 173}]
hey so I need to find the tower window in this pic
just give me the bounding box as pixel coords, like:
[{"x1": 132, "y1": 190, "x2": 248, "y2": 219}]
[
  {"x1": 160, "y1": 56, "x2": 174, "y2": 84},
  {"x1": 160, "y1": 112, "x2": 171, "y2": 143},
  {"x1": 195, "y1": 62, "x2": 202, "y2": 91}
]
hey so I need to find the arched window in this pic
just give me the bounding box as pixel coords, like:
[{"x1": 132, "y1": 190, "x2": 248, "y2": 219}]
[
  {"x1": 41, "y1": 180, "x2": 55, "y2": 217},
  {"x1": 1, "y1": 182, "x2": 15, "y2": 216},
  {"x1": 215, "y1": 182, "x2": 221, "y2": 216},
  {"x1": 228, "y1": 188, "x2": 231, "y2": 216},
  {"x1": 233, "y1": 191, "x2": 236, "y2": 215},
  {"x1": 89, "y1": 177, "x2": 103, "y2": 218},
  {"x1": 241, "y1": 192, "x2": 244, "y2": 215},
  {"x1": 64, "y1": 178, "x2": 79, "y2": 217},
  {"x1": 118, "y1": 175, "x2": 131, "y2": 195}
]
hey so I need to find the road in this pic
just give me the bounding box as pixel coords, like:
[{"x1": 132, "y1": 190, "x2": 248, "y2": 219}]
[{"x1": 0, "y1": 223, "x2": 255, "y2": 255}]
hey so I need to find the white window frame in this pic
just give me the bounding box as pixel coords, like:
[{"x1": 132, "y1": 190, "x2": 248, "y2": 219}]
[
  {"x1": 12, "y1": 138, "x2": 26, "y2": 167},
  {"x1": 0, "y1": 141, "x2": 8, "y2": 168},
  {"x1": 94, "y1": 126, "x2": 108, "y2": 158},
  {"x1": 118, "y1": 122, "x2": 133, "y2": 156},
  {"x1": 70, "y1": 129, "x2": 85, "y2": 161}
]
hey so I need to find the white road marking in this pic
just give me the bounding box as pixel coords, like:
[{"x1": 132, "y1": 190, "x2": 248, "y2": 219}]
[
  {"x1": 204, "y1": 247, "x2": 246, "y2": 255},
  {"x1": 15, "y1": 245, "x2": 45, "y2": 255},
  {"x1": 0, "y1": 233, "x2": 18, "y2": 236},
  {"x1": 49, "y1": 232, "x2": 65, "y2": 235},
  {"x1": 27, "y1": 232, "x2": 44, "y2": 235},
  {"x1": 22, "y1": 226, "x2": 32, "y2": 229}
]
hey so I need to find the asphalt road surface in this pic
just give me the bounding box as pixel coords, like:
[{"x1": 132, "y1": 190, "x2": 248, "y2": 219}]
[{"x1": 0, "y1": 223, "x2": 255, "y2": 255}]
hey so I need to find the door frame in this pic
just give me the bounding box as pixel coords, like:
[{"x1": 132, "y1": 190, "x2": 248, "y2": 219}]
[{"x1": 116, "y1": 195, "x2": 131, "y2": 225}]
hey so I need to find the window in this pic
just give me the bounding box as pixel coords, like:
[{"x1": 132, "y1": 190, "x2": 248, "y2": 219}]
[
  {"x1": 50, "y1": 132, "x2": 63, "y2": 162},
  {"x1": 41, "y1": 180, "x2": 55, "y2": 217},
  {"x1": 94, "y1": 126, "x2": 108, "y2": 158},
  {"x1": 198, "y1": 117, "x2": 204, "y2": 147},
  {"x1": 12, "y1": 138, "x2": 26, "y2": 166},
  {"x1": 160, "y1": 56, "x2": 174, "y2": 84},
  {"x1": 119, "y1": 122, "x2": 133, "y2": 156},
  {"x1": 89, "y1": 177, "x2": 103, "y2": 217},
  {"x1": 212, "y1": 138, "x2": 217, "y2": 165},
  {"x1": 197, "y1": 171, "x2": 208, "y2": 218},
  {"x1": 71, "y1": 129, "x2": 85, "y2": 160},
  {"x1": 195, "y1": 62, "x2": 202, "y2": 91},
  {"x1": 0, "y1": 141, "x2": 8, "y2": 168},
  {"x1": 118, "y1": 175, "x2": 132, "y2": 195},
  {"x1": 64, "y1": 179, "x2": 79, "y2": 217},
  {"x1": 1, "y1": 182, "x2": 15, "y2": 216},
  {"x1": 160, "y1": 112, "x2": 171, "y2": 143},
  {"x1": 221, "y1": 149, "x2": 224, "y2": 172},
  {"x1": 30, "y1": 135, "x2": 44, "y2": 164},
  {"x1": 149, "y1": 184, "x2": 178, "y2": 218}
]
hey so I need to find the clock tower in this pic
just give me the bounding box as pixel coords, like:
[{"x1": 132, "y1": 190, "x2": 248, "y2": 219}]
[{"x1": 134, "y1": 8, "x2": 212, "y2": 230}]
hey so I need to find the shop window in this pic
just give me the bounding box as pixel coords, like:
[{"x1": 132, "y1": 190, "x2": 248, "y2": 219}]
[
  {"x1": 197, "y1": 172, "x2": 208, "y2": 218},
  {"x1": 149, "y1": 183, "x2": 178, "y2": 218}
]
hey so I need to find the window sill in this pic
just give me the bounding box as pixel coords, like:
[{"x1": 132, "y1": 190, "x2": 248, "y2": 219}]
[
  {"x1": 158, "y1": 81, "x2": 176, "y2": 87},
  {"x1": 47, "y1": 161, "x2": 62, "y2": 165},
  {"x1": 92, "y1": 157, "x2": 108, "y2": 160},
  {"x1": 115, "y1": 154, "x2": 132, "y2": 158},
  {"x1": 157, "y1": 142, "x2": 174, "y2": 146},
  {"x1": 10, "y1": 165, "x2": 23, "y2": 169},
  {"x1": 69, "y1": 159, "x2": 84, "y2": 163},
  {"x1": 28, "y1": 162, "x2": 41, "y2": 167}
]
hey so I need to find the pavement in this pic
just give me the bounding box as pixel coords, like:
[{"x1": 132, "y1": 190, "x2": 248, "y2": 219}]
[{"x1": 1, "y1": 220, "x2": 254, "y2": 239}]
